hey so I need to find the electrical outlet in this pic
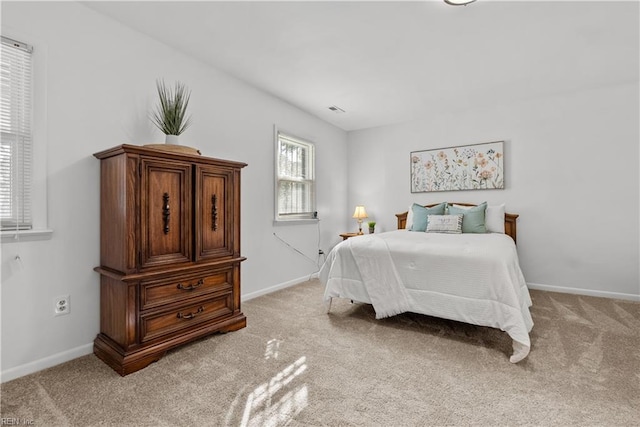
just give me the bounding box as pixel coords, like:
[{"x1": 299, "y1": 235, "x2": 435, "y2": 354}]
[{"x1": 54, "y1": 295, "x2": 70, "y2": 316}]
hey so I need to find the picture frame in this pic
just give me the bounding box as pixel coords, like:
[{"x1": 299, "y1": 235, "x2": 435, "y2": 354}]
[{"x1": 410, "y1": 141, "x2": 504, "y2": 193}]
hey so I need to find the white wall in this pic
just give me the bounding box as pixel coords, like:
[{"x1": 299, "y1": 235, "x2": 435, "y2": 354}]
[
  {"x1": 348, "y1": 82, "x2": 639, "y2": 299},
  {"x1": 0, "y1": 2, "x2": 348, "y2": 381}
]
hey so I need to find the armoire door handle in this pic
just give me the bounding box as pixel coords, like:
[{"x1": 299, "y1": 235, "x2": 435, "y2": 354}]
[
  {"x1": 212, "y1": 194, "x2": 218, "y2": 231},
  {"x1": 162, "y1": 192, "x2": 170, "y2": 234}
]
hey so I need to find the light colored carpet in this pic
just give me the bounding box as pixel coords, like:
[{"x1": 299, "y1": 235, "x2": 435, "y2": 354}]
[{"x1": 1, "y1": 280, "x2": 639, "y2": 426}]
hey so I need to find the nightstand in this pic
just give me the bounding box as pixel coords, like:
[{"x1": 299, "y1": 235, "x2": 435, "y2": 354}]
[{"x1": 339, "y1": 232, "x2": 362, "y2": 240}]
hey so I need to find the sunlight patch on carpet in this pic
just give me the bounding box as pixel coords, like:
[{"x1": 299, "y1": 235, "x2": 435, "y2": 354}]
[
  {"x1": 264, "y1": 339, "x2": 282, "y2": 360},
  {"x1": 240, "y1": 356, "x2": 308, "y2": 426}
]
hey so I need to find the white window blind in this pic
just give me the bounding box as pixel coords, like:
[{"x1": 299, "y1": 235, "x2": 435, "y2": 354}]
[
  {"x1": 1, "y1": 36, "x2": 33, "y2": 231},
  {"x1": 275, "y1": 132, "x2": 316, "y2": 221}
]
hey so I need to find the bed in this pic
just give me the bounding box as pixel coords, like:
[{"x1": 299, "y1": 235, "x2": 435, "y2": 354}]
[{"x1": 319, "y1": 203, "x2": 533, "y2": 363}]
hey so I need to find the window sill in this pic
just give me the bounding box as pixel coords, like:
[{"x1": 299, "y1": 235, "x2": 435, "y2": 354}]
[
  {"x1": 1, "y1": 229, "x2": 53, "y2": 243},
  {"x1": 273, "y1": 219, "x2": 319, "y2": 226}
]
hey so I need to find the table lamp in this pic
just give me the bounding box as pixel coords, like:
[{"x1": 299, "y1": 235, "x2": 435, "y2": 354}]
[{"x1": 352, "y1": 205, "x2": 368, "y2": 235}]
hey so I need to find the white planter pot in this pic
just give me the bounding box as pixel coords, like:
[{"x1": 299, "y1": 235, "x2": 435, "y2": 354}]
[{"x1": 165, "y1": 134, "x2": 180, "y2": 145}]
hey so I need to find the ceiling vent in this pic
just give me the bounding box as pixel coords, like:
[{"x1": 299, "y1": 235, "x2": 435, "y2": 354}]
[{"x1": 328, "y1": 105, "x2": 346, "y2": 113}]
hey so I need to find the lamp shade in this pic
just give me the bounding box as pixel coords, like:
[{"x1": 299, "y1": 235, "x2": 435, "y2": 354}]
[{"x1": 352, "y1": 206, "x2": 368, "y2": 220}]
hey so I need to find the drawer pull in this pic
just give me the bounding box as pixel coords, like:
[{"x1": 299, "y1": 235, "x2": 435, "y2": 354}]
[
  {"x1": 177, "y1": 306, "x2": 204, "y2": 320},
  {"x1": 176, "y1": 279, "x2": 204, "y2": 291}
]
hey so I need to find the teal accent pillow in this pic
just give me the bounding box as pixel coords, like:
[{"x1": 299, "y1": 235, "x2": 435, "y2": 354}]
[
  {"x1": 409, "y1": 202, "x2": 446, "y2": 232},
  {"x1": 447, "y1": 202, "x2": 487, "y2": 233}
]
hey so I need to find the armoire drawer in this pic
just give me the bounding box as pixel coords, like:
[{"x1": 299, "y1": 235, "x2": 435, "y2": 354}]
[
  {"x1": 140, "y1": 267, "x2": 233, "y2": 311},
  {"x1": 140, "y1": 293, "x2": 233, "y2": 343}
]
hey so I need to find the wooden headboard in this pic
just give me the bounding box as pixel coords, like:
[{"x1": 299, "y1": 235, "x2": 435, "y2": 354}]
[{"x1": 395, "y1": 203, "x2": 519, "y2": 243}]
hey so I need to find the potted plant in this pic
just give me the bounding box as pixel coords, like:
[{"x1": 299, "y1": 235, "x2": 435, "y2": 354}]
[
  {"x1": 368, "y1": 221, "x2": 376, "y2": 234},
  {"x1": 150, "y1": 79, "x2": 192, "y2": 145}
]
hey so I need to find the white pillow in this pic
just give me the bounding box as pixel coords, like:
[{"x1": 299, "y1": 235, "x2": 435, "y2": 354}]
[
  {"x1": 451, "y1": 203, "x2": 505, "y2": 234},
  {"x1": 426, "y1": 214, "x2": 463, "y2": 234},
  {"x1": 405, "y1": 205, "x2": 413, "y2": 230},
  {"x1": 485, "y1": 203, "x2": 505, "y2": 234}
]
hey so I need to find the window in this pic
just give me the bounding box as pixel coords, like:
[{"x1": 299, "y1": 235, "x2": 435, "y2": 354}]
[
  {"x1": 1, "y1": 36, "x2": 33, "y2": 232},
  {"x1": 275, "y1": 131, "x2": 316, "y2": 221}
]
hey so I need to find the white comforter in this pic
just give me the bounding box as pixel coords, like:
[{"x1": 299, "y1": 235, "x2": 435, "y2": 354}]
[{"x1": 319, "y1": 230, "x2": 533, "y2": 363}]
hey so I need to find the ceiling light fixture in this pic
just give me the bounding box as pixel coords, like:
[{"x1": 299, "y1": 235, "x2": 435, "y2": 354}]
[{"x1": 444, "y1": 0, "x2": 476, "y2": 5}]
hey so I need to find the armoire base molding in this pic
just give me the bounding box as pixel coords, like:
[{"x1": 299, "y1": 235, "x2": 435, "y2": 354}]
[{"x1": 94, "y1": 313, "x2": 247, "y2": 376}]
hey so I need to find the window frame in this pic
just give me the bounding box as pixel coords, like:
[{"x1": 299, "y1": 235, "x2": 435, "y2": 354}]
[
  {"x1": 1, "y1": 31, "x2": 51, "y2": 243},
  {"x1": 274, "y1": 128, "x2": 317, "y2": 223},
  {"x1": 1, "y1": 36, "x2": 33, "y2": 232}
]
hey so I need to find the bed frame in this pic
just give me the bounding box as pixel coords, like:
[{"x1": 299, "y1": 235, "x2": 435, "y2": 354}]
[{"x1": 395, "y1": 203, "x2": 519, "y2": 243}]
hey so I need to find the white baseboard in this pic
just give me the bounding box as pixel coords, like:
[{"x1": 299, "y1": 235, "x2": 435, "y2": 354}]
[
  {"x1": 1, "y1": 343, "x2": 94, "y2": 384},
  {"x1": 242, "y1": 273, "x2": 319, "y2": 302},
  {"x1": 527, "y1": 282, "x2": 640, "y2": 302}
]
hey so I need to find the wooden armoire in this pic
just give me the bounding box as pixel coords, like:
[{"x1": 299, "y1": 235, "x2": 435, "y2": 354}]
[{"x1": 93, "y1": 144, "x2": 246, "y2": 375}]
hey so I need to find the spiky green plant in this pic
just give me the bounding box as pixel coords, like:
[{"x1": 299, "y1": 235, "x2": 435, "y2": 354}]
[{"x1": 150, "y1": 79, "x2": 192, "y2": 135}]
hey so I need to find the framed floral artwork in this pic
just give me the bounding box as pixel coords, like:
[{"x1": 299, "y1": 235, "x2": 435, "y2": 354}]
[{"x1": 410, "y1": 141, "x2": 504, "y2": 193}]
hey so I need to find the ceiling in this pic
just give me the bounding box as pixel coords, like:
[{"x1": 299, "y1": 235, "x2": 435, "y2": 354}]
[{"x1": 83, "y1": 1, "x2": 638, "y2": 132}]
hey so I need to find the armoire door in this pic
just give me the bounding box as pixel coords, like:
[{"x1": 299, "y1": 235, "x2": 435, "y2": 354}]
[
  {"x1": 195, "y1": 165, "x2": 234, "y2": 261},
  {"x1": 140, "y1": 157, "x2": 192, "y2": 269}
]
